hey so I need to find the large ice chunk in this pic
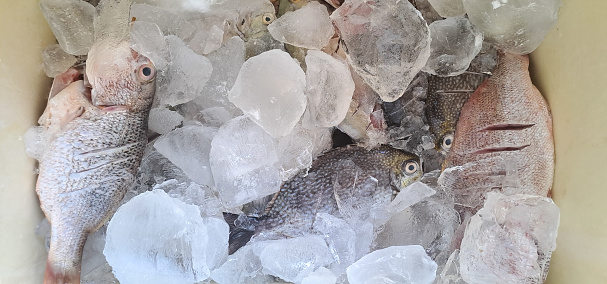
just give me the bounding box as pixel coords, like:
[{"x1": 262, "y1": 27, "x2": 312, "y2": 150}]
[
  {"x1": 228, "y1": 49, "x2": 307, "y2": 137},
  {"x1": 155, "y1": 35, "x2": 213, "y2": 107},
  {"x1": 463, "y1": 0, "x2": 562, "y2": 54},
  {"x1": 188, "y1": 25, "x2": 224, "y2": 55},
  {"x1": 42, "y1": 44, "x2": 78, "y2": 77},
  {"x1": 313, "y1": 213, "x2": 357, "y2": 274},
  {"x1": 302, "y1": 50, "x2": 355, "y2": 128},
  {"x1": 154, "y1": 125, "x2": 216, "y2": 187},
  {"x1": 423, "y1": 17, "x2": 483, "y2": 76},
  {"x1": 331, "y1": 0, "x2": 431, "y2": 102},
  {"x1": 147, "y1": 107, "x2": 183, "y2": 134},
  {"x1": 209, "y1": 116, "x2": 281, "y2": 208},
  {"x1": 459, "y1": 192, "x2": 560, "y2": 284},
  {"x1": 130, "y1": 3, "x2": 196, "y2": 41},
  {"x1": 258, "y1": 236, "x2": 335, "y2": 283},
  {"x1": 267, "y1": 2, "x2": 334, "y2": 50},
  {"x1": 275, "y1": 124, "x2": 332, "y2": 181},
  {"x1": 104, "y1": 190, "x2": 229, "y2": 283},
  {"x1": 95, "y1": 0, "x2": 132, "y2": 42},
  {"x1": 130, "y1": 21, "x2": 170, "y2": 70},
  {"x1": 428, "y1": 0, "x2": 465, "y2": 17},
  {"x1": 39, "y1": 0, "x2": 95, "y2": 55},
  {"x1": 346, "y1": 245, "x2": 438, "y2": 284},
  {"x1": 210, "y1": 242, "x2": 271, "y2": 284}
]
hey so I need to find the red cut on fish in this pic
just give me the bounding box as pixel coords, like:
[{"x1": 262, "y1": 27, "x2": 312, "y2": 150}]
[{"x1": 441, "y1": 52, "x2": 554, "y2": 210}]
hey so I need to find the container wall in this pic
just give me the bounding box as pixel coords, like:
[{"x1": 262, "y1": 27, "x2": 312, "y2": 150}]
[
  {"x1": 530, "y1": 0, "x2": 607, "y2": 282},
  {"x1": 0, "y1": 0, "x2": 56, "y2": 282}
]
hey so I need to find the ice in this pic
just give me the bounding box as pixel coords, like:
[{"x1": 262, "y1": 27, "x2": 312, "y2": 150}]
[
  {"x1": 302, "y1": 50, "x2": 355, "y2": 128},
  {"x1": 463, "y1": 0, "x2": 562, "y2": 54},
  {"x1": 228, "y1": 49, "x2": 307, "y2": 138},
  {"x1": 147, "y1": 107, "x2": 183, "y2": 134},
  {"x1": 386, "y1": 181, "x2": 436, "y2": 213},
  {"x1": 301, "y1": 267, "x2": 337, "y2": 284},
  {"x1": 209, "y1": 116, "x2": 281, "y2": 208},
  {"x1": 81, "y1": 226, "x2": 111, "y2": 280},
  {"x1": 154, "y1": 125, "x2": 216, "y2": 187},
  {"x1": 130, "y1": 3, "x2": 196, "y2": 41},
  {"x1": 190, "y1": 36, "x2": 245, "y2": 117},
  {"x1": 104, "y1": 190, "x2": 228, "y2": 283},
  {"x1": 210, "y1": 243, "x2": 265, "y2": 284},
  {"x1": 188, "y1": 25, "x2": 224, "y2": 55},
  {"x1": 41, "y1": 44, "x2": 78, "y2": 78},
  {"x1": 95, "y1": 0, "x2": 133, "y2": 42},
  {"x1": 423, "y1": 17, "x2": 483, "y2": 76},
  {"x1": 313, "y1": 213, "x2": 357, "y2": 274},
  {"x1": 23, "y1": 126, "x2": 46, "y2": 161},
  {"x1": 195, "y1": 107, "x2": 235, "y2": 128},
  {"x1": 276, "y1": 124, "x2": 332, "y2": 181},
  {"x1": 409, "y1": 0, "x2": 443, "y2": 24},
  {"x1": 82, "y1": 263, "x2": 118, "y2": 283},
  {"x1": 337, "y1": 70, "x2": 381, "y2": 142},
  {"x1": 346, "y1": 245, "x2": 438, "y2": 284},
  {"x1": 166, "y1": 181, "x2": 225, "y2": 217},
  {"x1": 428, "y1": 0, "x2": 465, "y2": 17},
  {"x1": 39, "y1": 0, "x2": 95, "y2": 55},
  {"x1": 258, "y1": 235, "x2": 335, "y2": 283},
  {"x1": 331, "y1": 0, "x2": 431, "y2": 102},
  {"x1": 267, "y1": 2, "x2": 334, "y2": 50},
  {"x1": 155, "y1": 35, "x2": 213, "y2": 107},
  {"x1": 459, "y1": 192, "x2": 560, "y2": 284},
  {"x1": 435, "y1": 250, "x2": 466, "y2": 284},
  {"x1": 130, "y1": 21, "x2": 170, "y2": 70}
]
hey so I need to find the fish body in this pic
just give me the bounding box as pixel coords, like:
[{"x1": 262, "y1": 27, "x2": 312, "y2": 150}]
[
  {"x1": 425, "y1": 72, "x2": 489, "y2": 153},
  {"x1": 442, "y1": 52, "x2": 554, "y2": 209},
  {"x1": 36, "y1": 40, "x2": 156, "y2": 283},
  {"x1": 226, "y1": 145, "x2": 422, "y2": 254}
]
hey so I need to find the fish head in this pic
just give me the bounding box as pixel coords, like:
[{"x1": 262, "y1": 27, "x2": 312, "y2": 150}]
[
  {"x1": 235, "y1": 0, "x2": 276, "y2": 40},
  {"x1": 386, "y1": 148, "x2": 423, "y2": 193},
  {"x1": 435, "y1": 131, "x2": 455, "y2": 154},
  {"x1": 86, "y1": 39, "x2": 157, "y2": 112}
]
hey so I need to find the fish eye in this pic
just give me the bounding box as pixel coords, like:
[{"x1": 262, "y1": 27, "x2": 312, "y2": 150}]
[
  {"x1": 137, "y1": 64, "x2": 156, "y2": 81},
  {"x1": 441, "y1": 134, "x2": 454, "y2": 150},
  {"x1": 403, "y1": 160, "x2": 419, "y2": 175},
  {"x1": 262, "y1": 13, "x2": 275, "y2": 25}
]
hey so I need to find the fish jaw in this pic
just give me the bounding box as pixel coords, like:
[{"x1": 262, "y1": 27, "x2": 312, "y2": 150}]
[{"x1": 444, "y1": 52, "x2": 554, "y2": 208}]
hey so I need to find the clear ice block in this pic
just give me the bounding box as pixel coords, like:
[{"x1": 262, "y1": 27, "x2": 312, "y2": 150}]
[{"x1": 267, "y1": 2, "x2": 335, "y2": 50}]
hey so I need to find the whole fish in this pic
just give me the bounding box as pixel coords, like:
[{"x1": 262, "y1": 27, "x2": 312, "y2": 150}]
[
  {"x1": 441, "y1": 52, "x2": 554, "y2": 209},
  {"x1": 425, "y1": 72, "x2": 489, "y2": 153},
  {"x1": 36, "y1": 39, "x2": 156, "y2": 283},
  {"x1": 225, "y1": 145, "x2": 422, "y2": 254}
]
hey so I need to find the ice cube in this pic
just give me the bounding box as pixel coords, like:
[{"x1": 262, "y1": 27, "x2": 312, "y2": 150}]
[
  {"x1": 210, "y1": 243, "x2": 263, "y2": 284},
  {"x1": 147, "y1": 107, "x2": 183, "y2": 134},
  {"x1": 428, "y1": 0, "x2": 465, "y2": 17},
  {"x1": 387, "y1": 181, "x2": 437, "y2": 213},
  {"x1": 313, "y1": 213, "x2": 357, "y2": 274},
  {"x1": 104, "y1": 190, "x2": 229, "y2": 283},
  {"x1": 95, "y1": 0, "x2": 133, "y2": 42},
  {"x1": 190, "y1": 36, "x2": 245, "y2": 117},
  {"x1": 228, "y1": 49, "x2": 307, "y2": 138},
  {"x1": 258, "y1": 235, "x2": 335, "y2": 283},
  {"x1": 331, "y1": 0, "x2": 431, "y2": 102},
  {"x1": 163, "y1": 180, "x2": 225, "y2": 217},
  {"x1": 435, "y1": 250, "x2": 466, "y2": 284},
  {"x1": 459, "y1": 192, "x2": 560, "y2": 284},
  {"x1": 130, "y1": 21, "x2": 170, "y2": 70},
  {"x1": 337, "y1": 70, "x2": 380, "y2": 142},
  {"x1": 346, "y1": 245, "x2": 438, "y2": 284},
  {"x1": 154, "y1": 125, "x2": 216, "y2": 187},
  {"x1": 39, "y1": 0, "x2": 95, "y2": 55},
  {"x1": 463, "y1": 0, "x2": 562, "y2": 54},
  {"x1": 423, "y1": 17, "x2": 483, "y2": 76},
  {"x1": 155, "y1": 35, "x2": 213, "y2": 107},
  {"x1": 301, "y1": 267, "x2": 337, "y2": 284},
  {"x1": 193, "y1": 107, "x2": 235, "y2": 128},
  {"x1": 209, "y1": 116, "x2": 281, "y2": 208},
  {"x1": 267, "y1": 2, "x2": 334, "y2": 50},
  {"x1": 23, "y1": 126, "x2": 47, "y2": 161},
  {"x1": 302, "y1": 50, "x2": 355, "y2": 128},
  {"x1": 41, "y1": 44, "x2": 78, "y2": 78},
  {"x1": 188, "y1": 25, "x2": 224, "y2": 55},
  {"x1": 276, "y1": 124, "x2": 332, "y2": 181},
  {"x1": 130, "y1": 3, "x2": 196, "y2": 41}
]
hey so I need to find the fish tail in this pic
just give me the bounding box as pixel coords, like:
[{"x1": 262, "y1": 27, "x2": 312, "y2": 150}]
[
  {"x1": 43, "y1": 258, "x2": 80, "y2": 284},
  {"x1": 223, "y1": 212, "x2": 260, "y2": 255}
]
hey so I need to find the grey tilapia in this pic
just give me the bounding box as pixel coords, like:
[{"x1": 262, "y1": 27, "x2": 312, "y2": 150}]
[
  {"x1": 224, "y1": 145, "x2": 422, "y2": 254},
  {"x1": 35, "y1": 39, "x2": 156, "y2": 283}
]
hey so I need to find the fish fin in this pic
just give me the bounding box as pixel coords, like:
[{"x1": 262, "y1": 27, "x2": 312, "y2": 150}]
[
  {"x1": 44, "y1": 259, "x2": 80, "y2": 284},
  {"x1": 223, "y1": 212, "x2": 257, "y2": 255}
]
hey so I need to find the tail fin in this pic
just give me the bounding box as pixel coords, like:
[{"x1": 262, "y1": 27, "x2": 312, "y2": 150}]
[
  {"x1": 223, "y1": 212, "x2": 258, "y2": 255},
  {"x1": 44, "y1": 259, "x2": 80, "y2": 284}
]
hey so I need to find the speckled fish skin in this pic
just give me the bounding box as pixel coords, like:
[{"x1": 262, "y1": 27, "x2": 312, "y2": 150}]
[
  {"x1": 36, "y1": 40, "x2": 156, "y2": 284},
  {"x1": 226, "y1": 145, "x2": 422, "y2": 254},
  {"x1": 444, "y1": 52, "x2": 554, "y2": 208},
  {"x1": 425, "y1": 72, "x2": 489, "y2": 152}
]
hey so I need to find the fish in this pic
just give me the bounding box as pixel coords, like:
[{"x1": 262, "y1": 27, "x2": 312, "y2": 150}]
[
  {"x1": 425, "y1": 72, "x2": 489, "y2": 153},
  {"x1": 35, "y1": 39, "x2": 156, "y2": 283},
  {"x1": 441, "y1": 52, "x2": 554, "y2": 210},
  {"x1": 224, "y1": 145, "x2": 422, "y2": 254}
]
